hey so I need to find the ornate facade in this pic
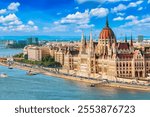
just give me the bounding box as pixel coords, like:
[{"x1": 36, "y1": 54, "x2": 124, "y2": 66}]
[
  {"x1": 24, "y1": 18, "x2": 150, "y2": 79},
  {"x1": 60, "y1": 18, "x2": 150, "y2": 79}
]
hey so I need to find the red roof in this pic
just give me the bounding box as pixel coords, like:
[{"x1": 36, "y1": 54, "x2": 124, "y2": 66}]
[
  {"x1": 117, "y1": 54, "x2": 133, "y2": 59},
  {"x1": 118, "y1": 42, "x2": 129, "y2": 50},
  {"x1": 99, "y1": 27, "x2": 116, "y2": 40},
  {"x1": 145, "y1": 54, "x2": 150, "y2": 58}
]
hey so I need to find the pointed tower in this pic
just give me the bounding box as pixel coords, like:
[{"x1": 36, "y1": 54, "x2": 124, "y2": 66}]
[
  {"x1": 125, "y1": 34, "x2": 127, "y2": 43},
  {"x1": 130, "y1": 34, "x2": 133, "y2": 46},
  {"x1": 80, "y1": 31, "x2": 86, "y2": 54},
  {"x1": 130, "y1": 33, "x2": 134, "y2": 52},
  {"x1": 81, "y1": 31, "x2": 85, "y2": 43},
  {"x1": 106, "y1": 16, "x2": 109, "y2": 27},
  {"x1": 90, "y1": 30, "x2": 93, "y2": 45},
  {"x1": 89, "y1": 30, "x2": 94, "y2": 56},
  {"x1": 67, "y1": 46, "x2": 71, "y2": 55}
]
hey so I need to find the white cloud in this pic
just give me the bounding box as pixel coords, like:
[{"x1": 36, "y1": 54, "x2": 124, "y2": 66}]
[
  {"x1": 0, "y1": 14, "x2": 38, "y2": 32},
  {"x1": 48, "y1": 7, "x2": 108, "y2": 33},
  {"x1": 33, "y1": 26, "x2": 38, "y2": 30},
  {"x1": 111, "y1": 0, "x2": 143, "y2": 13},
  {"x1": 117, "y1": 12, "x2": 125, "y2": 16},
  {"x1": 13, "y1": 24, "x2": 38, "y2": 31},
  {"x1": 125, "y1": 15, "x2": 137, "y2": 20},
  {"x1": 8, "y1": 2, "x2": 20, "y2": 11},
  {"x1": 0, "y1": 2, "x2": 39, "y2": 33},
  {"x1": 75, "y1": 0, "x2": 103, "y2": 4},
  {"x1": 77, "y1": 24, "x2": 94, "y2": 29},
  {"x1": 138, "y1": 7, "x2": 143, "y2": 11},
  {"x1": 114, "y1": 15, "x2": 150, "y2": 36},
  {"x1": 0, "y1": 24, "x2": 39, "y2": 32},
  {"x1": 48, "y1": 9, "x2": 98, "y2": 32},
  {"x1": 0, "y1": 26, "x2": 8, "y2": 31},
  {"x1": 60, "y1": 10, "x2": 90, "y2": 25},
  {"x1": 107, "y1": 0, "x2": 131, "y2": 2},
  {"x1": 111, "y1": 4, "x2": 127, "y2": 13},
  {"x1": 0, "y1": 9, "x2": 7, "y2": 14},
  {"x1": 14, "y1": 24, "x2": 25, "y2": 31},
  {"x1": 0, "y1": 14, "x2": 18, "y2": 24},
  {"x1": 43, "y1": 25, "x2": 68, "y2": 32},
  {"x1": 75, "y1": 0, "x2": 131, "y2": 4},
  {"x1": 120, "y1": 16, "x2": 150, "y2": 28},
  {"x1": 113, "y1": 16, "x2": 124, "y2": 21},
  {"x1": 28, "y1": 20, "x2": 34, "y2": 25},
  {"x1": 90, "y1": 8, "x2": 109, "y2": 17},
  {"x1": 8, "y1": 20, "x2": 22, "y2": 25},
  {"x1": 128, "y1": 0, "x2": 143, "y2": 7},
  {"x1": 0, "y1": 14, "x2": 22, "y2": 26},
  {"x1": 136, "y1": 0, "x2": 144, "y2": 5},
  {"x1": 75, "y1": 7, "x2": 79, "y2": 10}
]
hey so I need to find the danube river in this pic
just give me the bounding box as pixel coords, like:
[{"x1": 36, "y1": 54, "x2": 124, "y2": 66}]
[
  {"x1": 0, "y1": 48, "x2": 22, "y2": 57},
  {"x1": 1, "y1": 65, "x2": 150, "y2": 100},
  {"x1": 1, "y1": 47, "x2": 150, "y2": 100}
]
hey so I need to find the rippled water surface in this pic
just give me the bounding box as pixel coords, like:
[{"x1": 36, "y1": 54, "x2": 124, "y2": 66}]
[
  {"x1": 0, "y1": 48, "x2": 22, "y2": 57},
  {"x1": 0, "y1": 65, "x2": 150, "y2": 100}
]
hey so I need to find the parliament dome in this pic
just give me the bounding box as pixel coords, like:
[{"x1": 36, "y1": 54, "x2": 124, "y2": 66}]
[{"x1": 99, "y1": 18, "x2": 116, "y2": 40}]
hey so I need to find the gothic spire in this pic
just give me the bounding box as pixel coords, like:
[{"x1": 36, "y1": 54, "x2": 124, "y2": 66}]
[
  {"x1": 85, "y1": 35, "x2": 87, "y2": 45},
  {"x1": 125, "y1": 34, "x2": 127, "y2": 43},
  {"x1": 106, "y1": 16, "x2": 109, "y2": 27},
  {"x1": 130, "y1": 33, "x2": 133, "y2": 46},
  {"x1": 81, "y1": 30, "x2": 84, "y2": 40},
  {"x1": 89, "y1": 30, "x2": 94, "y2": 49},
  {"x1": 90, "y1": 29, "x2": 93, "y2": 41}
]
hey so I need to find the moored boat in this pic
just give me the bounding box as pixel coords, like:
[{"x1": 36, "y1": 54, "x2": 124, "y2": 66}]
[
  {"x1": 8, "y1": 66, "x2": 13, "y2": 69},
  {"x1": 0, "y1": 73, "x2": 8, "y2": 78},
  {"x1": 26, "y1": 70, "x2": 38, "y2": 76},
  {"x1": 90, "y1": 84, "x2": 96, "y2": 87}
]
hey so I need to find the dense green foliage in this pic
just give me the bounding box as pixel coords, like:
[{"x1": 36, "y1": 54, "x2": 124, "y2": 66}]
[
  {"x1": 15, "y1": 55, "x2": 61, "y2": 68},
  {"x1": 13, "y1": 53, "x2": 24, "y2": 58}
]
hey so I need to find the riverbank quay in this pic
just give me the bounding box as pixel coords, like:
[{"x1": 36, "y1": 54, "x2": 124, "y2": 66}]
[
  {"x1": 1, "y1": 62, "x2": 150, "y2": 91},
  {"x1": 0, "y1": 62, "x2": 99, "y2": 84}
]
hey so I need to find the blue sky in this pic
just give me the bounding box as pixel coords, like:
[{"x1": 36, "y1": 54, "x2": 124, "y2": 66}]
[{"x1": 0, "y1": 0, "x2": 150, "y2": 37}]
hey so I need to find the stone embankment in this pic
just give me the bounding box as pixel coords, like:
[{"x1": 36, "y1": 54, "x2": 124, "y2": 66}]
[{"x1": 1, "y1": 62, "x2": 150, "y2": 91}]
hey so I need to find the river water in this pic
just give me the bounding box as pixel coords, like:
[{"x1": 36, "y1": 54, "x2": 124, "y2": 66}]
[
  {"x1": 0, "y1": 47, "x2": 150, "y2": 100},
  {"x1": 0, "y1": 48, "x2": 22, "y2": 57},
  {"x1": 1, "y1": 65, "x2": 150, "y2": 100}
]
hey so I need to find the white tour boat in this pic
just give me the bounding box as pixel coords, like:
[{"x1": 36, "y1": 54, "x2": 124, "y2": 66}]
[{"x1": 0, "y1": 73, "x2": 8, "y2": 78}]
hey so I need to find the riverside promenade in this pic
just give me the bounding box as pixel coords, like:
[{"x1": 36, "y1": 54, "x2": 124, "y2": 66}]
[{"x1": 1, "y1": 61, "x2": 150, "y2": 91}]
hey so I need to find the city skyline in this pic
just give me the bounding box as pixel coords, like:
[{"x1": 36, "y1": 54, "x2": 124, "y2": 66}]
[{"x1": 0, "y1": 0, "x2": 150, "y2": 36}]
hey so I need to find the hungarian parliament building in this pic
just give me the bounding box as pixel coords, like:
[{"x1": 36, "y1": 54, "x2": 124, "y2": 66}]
[{"x1": 24, "y1": 19, "x2": 150, "y2": 79}]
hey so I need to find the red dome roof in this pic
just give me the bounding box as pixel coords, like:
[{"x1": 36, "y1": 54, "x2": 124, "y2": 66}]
[
  {"x1": 99, "y1": 27, "x2": 116, "y2": 40},
  {"x1": 99, "y1": 17, "x2": 116, "y2": 40}
]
